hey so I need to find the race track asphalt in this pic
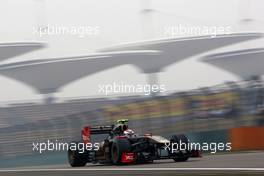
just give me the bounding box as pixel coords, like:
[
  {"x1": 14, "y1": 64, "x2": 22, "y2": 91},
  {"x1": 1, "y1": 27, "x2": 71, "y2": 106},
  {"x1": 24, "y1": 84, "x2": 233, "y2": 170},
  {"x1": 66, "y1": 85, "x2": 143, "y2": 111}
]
[{"x1": 1, "y1": 152, "x2": 264, "y2": 176}]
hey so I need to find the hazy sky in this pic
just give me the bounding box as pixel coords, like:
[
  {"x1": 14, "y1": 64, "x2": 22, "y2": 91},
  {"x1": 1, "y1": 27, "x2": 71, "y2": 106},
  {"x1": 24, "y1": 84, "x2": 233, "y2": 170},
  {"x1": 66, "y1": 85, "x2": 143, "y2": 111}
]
[{"x1": 0, "y1": 0, "x2": 264, "y2": 102}]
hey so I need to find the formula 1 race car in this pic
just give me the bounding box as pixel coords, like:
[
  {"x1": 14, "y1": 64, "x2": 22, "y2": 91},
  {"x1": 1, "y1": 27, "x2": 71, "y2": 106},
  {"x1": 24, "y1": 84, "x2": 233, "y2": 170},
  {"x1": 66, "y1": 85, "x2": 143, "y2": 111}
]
[{"x1": 68, "y1": 119, "x2": 200, "y2": 166}]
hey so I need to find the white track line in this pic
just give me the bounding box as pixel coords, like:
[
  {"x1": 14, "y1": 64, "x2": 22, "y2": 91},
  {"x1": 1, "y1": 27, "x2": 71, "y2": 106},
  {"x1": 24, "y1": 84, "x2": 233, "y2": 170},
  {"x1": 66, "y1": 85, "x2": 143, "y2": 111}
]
[{"x1": 0, "y1": 168, "x2": 264, "y2": 172}]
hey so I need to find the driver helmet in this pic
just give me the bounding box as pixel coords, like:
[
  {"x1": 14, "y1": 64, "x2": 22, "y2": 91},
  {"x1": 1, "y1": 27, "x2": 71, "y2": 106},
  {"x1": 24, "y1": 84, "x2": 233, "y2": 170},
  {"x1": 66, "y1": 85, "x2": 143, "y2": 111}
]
[
  {"x1": 122, "y1": 124, "x2": 128, "y2": 131},
  {"x1": 123, "y1": 129, "x2": 135, "y2": 136}
]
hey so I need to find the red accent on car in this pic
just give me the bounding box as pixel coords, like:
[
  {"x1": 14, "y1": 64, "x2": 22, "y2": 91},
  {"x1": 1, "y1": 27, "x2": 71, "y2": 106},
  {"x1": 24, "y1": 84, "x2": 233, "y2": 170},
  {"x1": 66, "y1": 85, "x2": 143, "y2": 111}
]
[
  {"x1": 116, "y1": 136, "x2": 127, "y2": 139},
  {"x1": 191, "y1": 149, "x2": 202, "y2": 157},
  {"x1": 121, "y1": 152, "x2": 135, "y2": 163},
  {"x1": 81, "y1": 126, "x2": 90, "y2": 144}
]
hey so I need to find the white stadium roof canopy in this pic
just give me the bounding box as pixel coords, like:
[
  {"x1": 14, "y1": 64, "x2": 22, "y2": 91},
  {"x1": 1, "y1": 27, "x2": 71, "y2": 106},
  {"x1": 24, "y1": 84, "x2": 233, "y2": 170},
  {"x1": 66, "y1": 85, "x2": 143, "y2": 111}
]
[
  {"x1": 0, "y1": 42, "x2": 45, "y2": 62},
  {"x1": 0, "y1": 51, "x2": 160, "y2": 94},
  {"x1": 99, "y1": 33, "x2": 263, "y2": 73},
  {"x1": 201, "y1": 48, "x2": 264, "y2": 80},
  {"x1": 0, "y1": 33, "x2": 262, "y2": 94}
]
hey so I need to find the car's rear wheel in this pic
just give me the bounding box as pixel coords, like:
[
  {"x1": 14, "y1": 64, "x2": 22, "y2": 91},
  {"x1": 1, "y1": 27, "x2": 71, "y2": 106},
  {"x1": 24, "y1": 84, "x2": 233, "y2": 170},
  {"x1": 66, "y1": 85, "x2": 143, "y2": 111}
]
[
  {"x1": 68, "y1": 142, "x2": 88, "y2": 167},
  {"x1": 170, "y1": 134, "x2": 190, "y2": 162},
  {"x1": 111, "y1": 138, "x2": 131, "y2": 165}
]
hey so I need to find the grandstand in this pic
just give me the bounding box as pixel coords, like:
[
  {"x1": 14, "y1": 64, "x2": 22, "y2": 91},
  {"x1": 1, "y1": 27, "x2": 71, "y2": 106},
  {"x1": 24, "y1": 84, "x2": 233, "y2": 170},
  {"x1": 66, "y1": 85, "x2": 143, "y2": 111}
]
[
  {"x1": 0, "y1": 80, "x2": 263, "y2": 158},
  {"x1": 0, "y1": 96, "x2": 139, "y2": 128}
]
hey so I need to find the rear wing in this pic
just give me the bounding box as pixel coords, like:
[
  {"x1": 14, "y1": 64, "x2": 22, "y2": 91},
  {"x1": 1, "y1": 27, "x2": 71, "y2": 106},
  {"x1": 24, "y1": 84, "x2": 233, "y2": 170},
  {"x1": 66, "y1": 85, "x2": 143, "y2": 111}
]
[
  {"x1": 88, "y1": 126, "x2": 113, "y2": 134},
  {"x1": 81, "y1": 126, "x2": 113, "y2": 143}
]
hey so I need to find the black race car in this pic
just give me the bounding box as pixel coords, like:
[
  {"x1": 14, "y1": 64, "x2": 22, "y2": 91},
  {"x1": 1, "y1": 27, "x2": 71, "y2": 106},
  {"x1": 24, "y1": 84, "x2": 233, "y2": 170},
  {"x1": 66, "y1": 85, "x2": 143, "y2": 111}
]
[{"x1": 68, "y1": 119, "x2": 200, "y2": 166}]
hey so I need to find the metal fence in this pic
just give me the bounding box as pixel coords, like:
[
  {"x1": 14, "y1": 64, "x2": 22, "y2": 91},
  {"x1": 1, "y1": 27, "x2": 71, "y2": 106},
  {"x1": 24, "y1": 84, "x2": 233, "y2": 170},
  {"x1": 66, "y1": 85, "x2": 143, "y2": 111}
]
[{"x1": 0, "y1": 80, "x2": 263, "y2": 159}]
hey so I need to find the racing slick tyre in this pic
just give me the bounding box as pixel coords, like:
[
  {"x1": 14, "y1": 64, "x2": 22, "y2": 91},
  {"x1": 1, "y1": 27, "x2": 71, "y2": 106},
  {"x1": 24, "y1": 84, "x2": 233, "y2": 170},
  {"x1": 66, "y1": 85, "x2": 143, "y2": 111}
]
[
  {"x1": 170, "y1": 134, "x2": 190, "y2": 162},
  {"x1": 68, "y1": 142, "x2": 89, "y2": 167},
  {"x1": 111, "y1": 138, "x2": 131, "y2": 165}
]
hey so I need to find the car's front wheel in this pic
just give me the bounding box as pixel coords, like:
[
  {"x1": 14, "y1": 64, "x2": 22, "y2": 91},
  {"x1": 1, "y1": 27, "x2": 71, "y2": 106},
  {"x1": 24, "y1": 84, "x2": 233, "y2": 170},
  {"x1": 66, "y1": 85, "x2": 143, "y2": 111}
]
[{"x1": 111, "y1": 138, "x2": 131, "y2": 165}]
